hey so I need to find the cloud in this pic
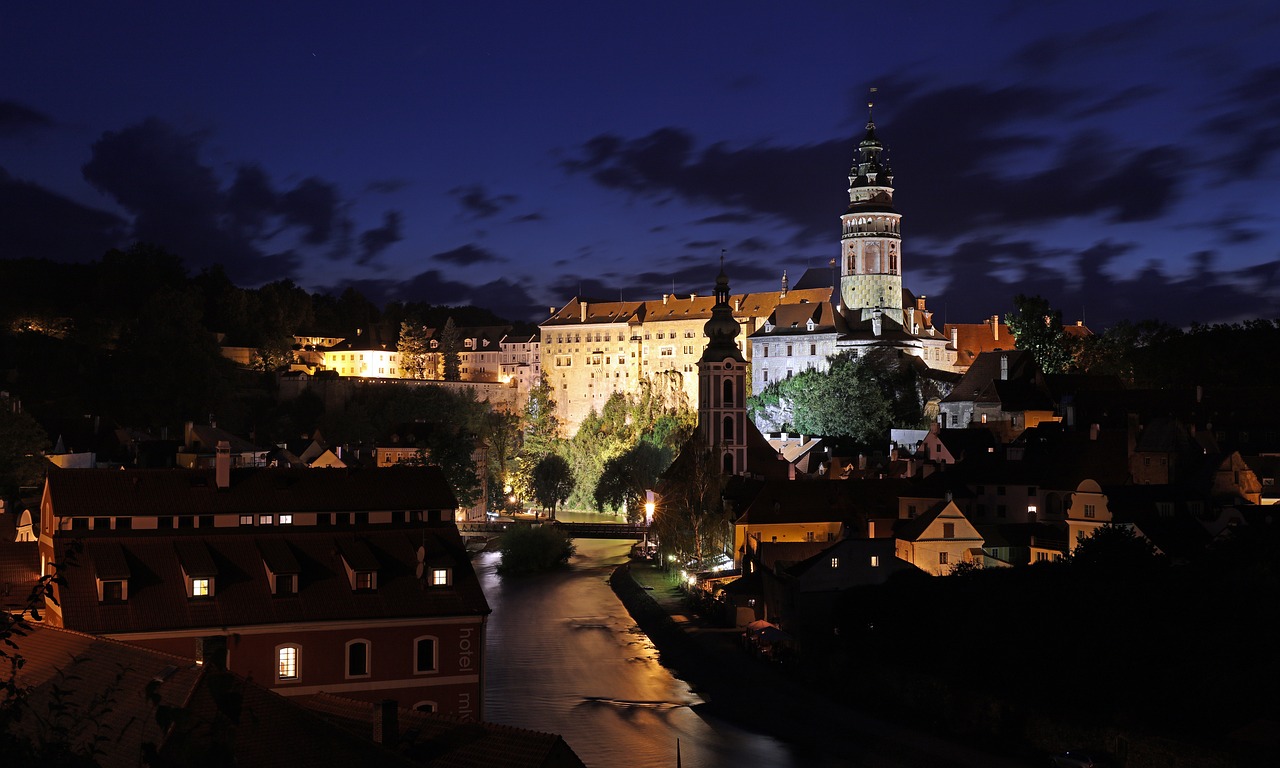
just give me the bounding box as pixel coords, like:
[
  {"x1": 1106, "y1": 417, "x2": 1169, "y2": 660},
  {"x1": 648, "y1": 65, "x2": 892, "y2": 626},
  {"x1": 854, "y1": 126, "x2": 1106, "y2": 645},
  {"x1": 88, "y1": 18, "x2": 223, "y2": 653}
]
[
  {"x1": 449, "y1": 184, "x2": 517, "y2": 219},
  {"x1": 366, "y1": 178, "x2": 408, "y2": 194},
  {"x1": 0, "y1": 166, "x2": 127, "y2": 260},
  {"x1": 1011, "y1": 12, "x2": 1165, "y2": 73},
  {"x1": 913, "y1": 236, "x2": 1280, "y2": 329},
  {"x1": 1202, "y1": 65, "x2": 1280, "y2": 179},
  {"x1": 430, "y1": 243, "x2": 504, "y2": 267},
  {"x1": 358, "y1": 210, "x2": 403, "y2": 265},
  {"x1": 0, "y1": 100, "x2": 54, "y2": 136},
  {"x1": 71, "y1": 117, "x2": 397, "y2": 284},
  {"x1": 511, "y1": 211, "x2": 545, "y2": 223}
]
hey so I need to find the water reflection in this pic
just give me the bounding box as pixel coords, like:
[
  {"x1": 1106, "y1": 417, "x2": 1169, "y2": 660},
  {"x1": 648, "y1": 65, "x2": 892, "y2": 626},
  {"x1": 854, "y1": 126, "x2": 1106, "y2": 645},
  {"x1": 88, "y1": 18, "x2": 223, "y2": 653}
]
[{"x1": 480, "y1": 527, "x2": 798, "y2": 768}]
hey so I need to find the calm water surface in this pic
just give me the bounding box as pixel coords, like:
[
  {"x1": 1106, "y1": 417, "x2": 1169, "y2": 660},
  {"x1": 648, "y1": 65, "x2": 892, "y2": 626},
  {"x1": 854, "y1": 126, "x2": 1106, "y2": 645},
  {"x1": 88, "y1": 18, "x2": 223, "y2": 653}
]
[{"x1": 480, "y1": 518, "x2": 799, "y2": 768}]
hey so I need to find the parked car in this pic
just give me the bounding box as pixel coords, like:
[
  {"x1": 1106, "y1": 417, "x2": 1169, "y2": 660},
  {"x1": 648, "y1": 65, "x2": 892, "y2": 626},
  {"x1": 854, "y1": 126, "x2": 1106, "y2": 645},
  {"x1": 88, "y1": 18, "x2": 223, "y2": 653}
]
[{"x1": 1049, "y1": 751, "x2": 1105, "y2": 768}]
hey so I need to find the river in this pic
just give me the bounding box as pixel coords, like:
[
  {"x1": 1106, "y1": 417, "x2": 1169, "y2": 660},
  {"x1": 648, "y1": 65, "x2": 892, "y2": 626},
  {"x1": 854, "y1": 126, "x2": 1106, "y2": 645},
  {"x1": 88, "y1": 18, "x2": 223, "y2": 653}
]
[{"x1": 478, "y1": 527, "x2": 800, "y2": 768}]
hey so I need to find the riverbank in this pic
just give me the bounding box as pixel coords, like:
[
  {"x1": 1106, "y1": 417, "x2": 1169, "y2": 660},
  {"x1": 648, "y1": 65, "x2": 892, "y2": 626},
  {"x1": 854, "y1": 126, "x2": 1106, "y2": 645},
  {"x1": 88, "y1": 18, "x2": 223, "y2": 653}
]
[{"x1": 610, "y1": 561, "x2": 1026, "y2": 768}]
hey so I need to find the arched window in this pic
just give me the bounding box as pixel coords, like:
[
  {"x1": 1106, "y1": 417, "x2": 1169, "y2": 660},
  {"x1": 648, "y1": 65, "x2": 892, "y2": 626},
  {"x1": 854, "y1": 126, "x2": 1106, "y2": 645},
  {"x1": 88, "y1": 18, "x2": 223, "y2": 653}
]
[
  {"x1": 722, "y1": 379, "x2": 734, "y2": 406},
  {"x1": 414, "y1": 635, "x2": 439, "y2": 674},
  {"x1": 722, "y1": 415, "x2": 735, "y2": 442},
  {"x1": 412, "y1": 701, "x2": 437, "y2": 713},
  {"x1": 346, "y1": 639, "x2": 371, "y2": 679},
  {"x1": 276, "y1": 643, "x2": 301, "y2": 683},
  {"x1": 723, "y1": 453, "x2": 735, "y2": 474}
]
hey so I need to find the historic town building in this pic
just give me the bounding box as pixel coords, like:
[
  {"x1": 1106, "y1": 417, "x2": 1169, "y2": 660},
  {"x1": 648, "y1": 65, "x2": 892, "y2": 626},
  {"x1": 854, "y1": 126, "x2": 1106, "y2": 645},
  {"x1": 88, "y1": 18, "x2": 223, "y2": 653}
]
[
  {"x1": 36, "y1": 457, "x2": 490, "y2": 719},
  {"x1": 697, "y1": 264, "x2": 749, "y2": 475}
]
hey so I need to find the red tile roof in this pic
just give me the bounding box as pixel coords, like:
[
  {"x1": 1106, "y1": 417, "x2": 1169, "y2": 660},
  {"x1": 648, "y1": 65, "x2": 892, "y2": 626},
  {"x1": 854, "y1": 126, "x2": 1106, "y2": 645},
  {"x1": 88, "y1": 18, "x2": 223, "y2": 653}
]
[{"x1": 58, "y1": 526, "x2": 489, "y2": 635}]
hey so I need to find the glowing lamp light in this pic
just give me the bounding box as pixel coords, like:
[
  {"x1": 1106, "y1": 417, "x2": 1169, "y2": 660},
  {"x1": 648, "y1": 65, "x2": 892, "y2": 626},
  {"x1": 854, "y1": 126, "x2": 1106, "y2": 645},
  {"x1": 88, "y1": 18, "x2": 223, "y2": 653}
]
[
  {"x1": 686, "y1": 575, "x2": 697, "y2": 587},
  {"x1": 644, "y1": 501, "x2": 655, "y2": 525}
]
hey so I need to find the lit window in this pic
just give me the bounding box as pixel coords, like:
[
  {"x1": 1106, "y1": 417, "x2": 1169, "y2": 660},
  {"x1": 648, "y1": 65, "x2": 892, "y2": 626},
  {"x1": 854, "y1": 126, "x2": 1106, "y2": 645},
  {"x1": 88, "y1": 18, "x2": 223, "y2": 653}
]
[
  {"x1": 431, "y1": 568, "x2": 450, "y2": 587},
  {"x1": 355, "y1": 571, "x2": 375, "y2": 590},
  {"x1": 870, "y1": 556, "x2": 880, "y2": 567},
  {"x1": 259, "y1": 514, "x2": 274, "y2": 525},
  {"x1": 830, "y1": 557, "x2": 839, "y2": 569},
  {"x1": 279, "y1": 514, "x2": 293, "y2": 525},
  {"x1": 239, "y1": 515, "x2": 253, "y2": 526},
  {"x1": 414, "y1": 637, "x2": 438, "y2": 674},
  {"x1": 346, "y1": 640, "x2": 370, "y2": 678},
  {"x1": 277, "y1": 645, "x2": 299, "y2": 681},
  {"x1": 191, "y1": 578, "x2": 211, "y2": 597}
]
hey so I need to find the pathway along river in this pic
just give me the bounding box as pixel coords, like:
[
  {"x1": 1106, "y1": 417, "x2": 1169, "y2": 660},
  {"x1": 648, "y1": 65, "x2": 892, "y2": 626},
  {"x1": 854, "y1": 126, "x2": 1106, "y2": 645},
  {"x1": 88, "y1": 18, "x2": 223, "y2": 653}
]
[{"x1": 478, "y1": 532, "x2": 799, "y2": 768}]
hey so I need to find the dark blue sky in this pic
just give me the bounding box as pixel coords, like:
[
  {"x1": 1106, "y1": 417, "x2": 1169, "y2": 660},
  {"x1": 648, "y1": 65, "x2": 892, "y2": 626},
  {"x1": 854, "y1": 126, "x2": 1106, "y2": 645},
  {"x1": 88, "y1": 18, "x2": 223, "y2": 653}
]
[{"x1": 3, "y1": 2, "x2": 1278, "y2": 327}]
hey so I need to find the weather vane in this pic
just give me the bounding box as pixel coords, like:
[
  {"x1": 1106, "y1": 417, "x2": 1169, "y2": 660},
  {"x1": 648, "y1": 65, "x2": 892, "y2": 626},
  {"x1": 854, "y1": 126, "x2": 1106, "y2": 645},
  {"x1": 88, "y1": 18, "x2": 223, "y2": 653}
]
[{"x1": 868, "y1": 86, "x2": 877, "y2": 119}]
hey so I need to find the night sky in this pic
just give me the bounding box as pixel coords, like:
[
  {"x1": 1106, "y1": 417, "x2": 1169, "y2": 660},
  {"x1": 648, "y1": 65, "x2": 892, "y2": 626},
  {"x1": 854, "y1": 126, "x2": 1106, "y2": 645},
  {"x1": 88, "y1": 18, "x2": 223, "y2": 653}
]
[{"x1": 3, "y1": 2, "x2": 1279, "y2": 328}]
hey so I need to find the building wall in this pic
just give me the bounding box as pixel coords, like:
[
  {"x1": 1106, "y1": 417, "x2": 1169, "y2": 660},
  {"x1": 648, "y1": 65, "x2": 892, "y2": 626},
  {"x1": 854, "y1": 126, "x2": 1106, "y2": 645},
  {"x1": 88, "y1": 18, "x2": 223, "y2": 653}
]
[{"x1": 116, "y1": 617, "x2": 485, "y2": 719}]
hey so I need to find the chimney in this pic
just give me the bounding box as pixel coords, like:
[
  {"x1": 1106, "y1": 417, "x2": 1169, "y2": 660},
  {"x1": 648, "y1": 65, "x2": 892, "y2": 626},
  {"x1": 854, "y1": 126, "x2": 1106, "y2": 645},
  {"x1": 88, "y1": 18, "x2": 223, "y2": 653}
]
[
  {"x1": 374, "y1": 699, "x2": 399, "y2": 747},
  {"x1": 215, "y1": 441, "x2": 231, "y2": 489},
  {"x1": 950, "y1": 326, "x2": 958, "y2": 349},
  {"x1": 580, "y1": 302, "x2": 588, "y2": 322},
  {"x1": 734, "y1": 298, "x2": 741, "y2": 312},
  {"x1": 1000, "y1": 354, "x2": 1009, "y2": 381},
  {"x1": 689, "y1": 293, "x2": 697, "y2": 301},
  {"x1": 906, "y1": 306, "x2": 915, "y2": 330},
  {"x1": 781, "y1": 269, "x2": 789, "y2": 297},
  {"x1": 917, "y1": 295, "x2": 927, "y2": 312},
  {"x1": 992, "y1": 316, "x2": 1000, "y2": 340},
  {"x1": 662, "y1": 294, "x2": 669, "y2": 305},
  {"x1": 549, "y1": 306, "x2": 556, "y2": 316}
]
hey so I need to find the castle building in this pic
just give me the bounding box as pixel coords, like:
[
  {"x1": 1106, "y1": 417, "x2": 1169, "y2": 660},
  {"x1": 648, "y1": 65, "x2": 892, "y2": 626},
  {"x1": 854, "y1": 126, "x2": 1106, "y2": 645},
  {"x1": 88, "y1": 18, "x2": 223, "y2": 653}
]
[
  {"x1": 540, "y1": 285, "x2": 830, "y2": 434},
  {"x1": 748, "y1": 107, "x2": 960, "y2": 394}
]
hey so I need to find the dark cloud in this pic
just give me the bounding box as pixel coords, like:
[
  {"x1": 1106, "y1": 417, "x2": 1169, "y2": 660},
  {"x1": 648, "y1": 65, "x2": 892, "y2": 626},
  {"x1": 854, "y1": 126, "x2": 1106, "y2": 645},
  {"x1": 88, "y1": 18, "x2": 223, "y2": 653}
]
[
  {"x1": 1073, "y1": 85, "x2": 1162, "y2": 119},
  {"x1": 279, "y1": 178, "x2": 342, "y2": 245},
  {"x1": 0, "y1": 166, "x2": 127, "y2": 260},
  {"x1": 563, "y1": 81, "x2": 1184, "y2": 247},
  {"x1": 0, "y1": 100, "x2": 54, "y2": 136},
  {"x1": 685, "y1": 240, "x2": 722, "y2": 249},
  {"x1": 470, "y1": 277, "x2": 541, "y2": 322},
  {"x1": 1012, "y1": 12, "x2": 1164, "y2": 73},
  {"x1": 366, "y1": 178, "x2": 408, "y2": 194},
  {"x1": 358, "y1": 210, "x2": 403, "y2": 265},
  {"x1": 1202, "y1": 65, "x2": 1280, "y2": 179},
  {"x1": 734, "y1": 236, "x2": 771, "y2": 253},
  {"x1": 430, "y1": 243, "x2": 504, "y2": 266},
  {"x1": 449, "y1": 184, "x2": 517, "y2": 219},
  {"x1": 511, "y1": 211, "x2": 545, "y2": 223},
  {"x1": 695, "y1": 212, "x2": 754, "y2": 225},
  {"x1": 71, "y1": 117, "x2": 394, "y2": 284},
  {"x1": 913, "y1": 237, "x2": 1280, "y2": 329}
]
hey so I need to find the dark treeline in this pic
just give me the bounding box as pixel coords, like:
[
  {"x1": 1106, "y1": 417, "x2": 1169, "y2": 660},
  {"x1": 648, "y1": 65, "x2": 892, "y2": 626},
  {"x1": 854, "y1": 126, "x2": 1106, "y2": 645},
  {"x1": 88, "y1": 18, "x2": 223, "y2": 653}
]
[{"x1": 0, "y1": 245, "x2": 524, "y2": 432}]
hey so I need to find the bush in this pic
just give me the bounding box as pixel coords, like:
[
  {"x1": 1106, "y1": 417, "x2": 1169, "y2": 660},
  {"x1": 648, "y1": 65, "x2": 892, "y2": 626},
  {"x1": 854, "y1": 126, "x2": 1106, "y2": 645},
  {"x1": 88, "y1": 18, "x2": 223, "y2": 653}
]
[{"x1": 496, "y1": 525, "x2": 575, "y2": 575}]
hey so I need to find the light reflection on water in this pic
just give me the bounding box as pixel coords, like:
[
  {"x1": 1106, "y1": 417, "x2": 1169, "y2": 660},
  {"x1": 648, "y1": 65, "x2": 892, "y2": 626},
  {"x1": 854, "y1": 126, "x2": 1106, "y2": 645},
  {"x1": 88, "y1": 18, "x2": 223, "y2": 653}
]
[{"x1": 480, "y1": 526, "x2": 799, "y2": 768}]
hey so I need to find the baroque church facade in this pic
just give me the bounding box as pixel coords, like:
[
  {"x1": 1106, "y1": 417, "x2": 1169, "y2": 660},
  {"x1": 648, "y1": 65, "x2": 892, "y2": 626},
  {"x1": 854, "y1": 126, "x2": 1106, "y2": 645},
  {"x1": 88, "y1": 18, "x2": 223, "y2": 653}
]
[{"x1": 748, "y1": 108, "x2": 962, "y2": 394}]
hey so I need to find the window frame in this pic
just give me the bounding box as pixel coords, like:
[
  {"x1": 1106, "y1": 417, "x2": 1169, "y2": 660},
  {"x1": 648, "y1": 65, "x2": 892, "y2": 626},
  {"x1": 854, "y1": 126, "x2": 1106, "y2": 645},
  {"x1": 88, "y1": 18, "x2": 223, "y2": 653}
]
[
  {"x1": 345, "y1": 638, "x2": 371, "y2": 679},
  {"x1": 276, "y1": 644, "x2": 301, "y2": 683},
  {"x1": 413, "y1": 635, "x2": 439, "y2": 675}
]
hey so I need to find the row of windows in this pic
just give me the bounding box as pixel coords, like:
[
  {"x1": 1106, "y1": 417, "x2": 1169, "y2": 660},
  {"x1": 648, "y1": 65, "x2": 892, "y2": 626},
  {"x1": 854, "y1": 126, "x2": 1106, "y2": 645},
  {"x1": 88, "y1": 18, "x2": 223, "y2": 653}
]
[{"x1": 276, "y1": 636, "x2": 440, "y2": 684}]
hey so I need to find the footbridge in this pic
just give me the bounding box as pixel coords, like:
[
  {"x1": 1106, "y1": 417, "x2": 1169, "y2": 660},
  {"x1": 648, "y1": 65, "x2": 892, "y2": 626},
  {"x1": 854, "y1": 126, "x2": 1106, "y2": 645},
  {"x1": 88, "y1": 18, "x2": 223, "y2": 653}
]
[{"x1": 457, "y1": 520, "x2": 650, "y2": 540}]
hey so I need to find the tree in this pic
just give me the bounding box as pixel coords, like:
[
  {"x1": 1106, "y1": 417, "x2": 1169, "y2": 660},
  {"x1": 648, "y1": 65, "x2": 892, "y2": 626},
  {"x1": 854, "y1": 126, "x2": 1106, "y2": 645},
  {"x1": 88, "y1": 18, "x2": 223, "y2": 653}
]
[
  {"x1": 513, "y1": 374, "x2": 560, "y2": 503},
  {"x1": 656, "y1": 437, "x2": 727, "y2": 567},
  {"x1": 531, "y1": 454, "x2": 574, "y2": 519},
  {"x1": 409, "y1": 426, "x2": 481, "y2": 509},
  {"x1": 594, "y1": 441, "x2": 668, "y2": 522},
  {"x1": 788, "y1": 350, "x2": 920, "y2": 444},
  {"x1": 1071, "y1": 523, "x2": 1162, "y2": 571},
  {"x1": 496, "y1": 524, "x2": 575, "y2": 575},
  {"x1": 440, "y1": 317, "x2": 462, "y2": 381},
  {"x1": 1006, "y1": 294, "x2": 1076, "y2": 374},
  {"x1": 0, "y1": 394, "x2": 50, "y2": 501},
  {"x1": 396, "y1": 319, "x2": 431, "y2": 379}
]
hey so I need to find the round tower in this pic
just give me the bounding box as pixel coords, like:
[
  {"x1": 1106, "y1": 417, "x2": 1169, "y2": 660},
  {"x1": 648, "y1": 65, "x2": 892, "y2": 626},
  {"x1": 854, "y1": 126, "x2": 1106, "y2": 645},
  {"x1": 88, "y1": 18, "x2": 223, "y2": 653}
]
[{"x1": 839, "y1": 98, "x2": 903, "y2": 325}]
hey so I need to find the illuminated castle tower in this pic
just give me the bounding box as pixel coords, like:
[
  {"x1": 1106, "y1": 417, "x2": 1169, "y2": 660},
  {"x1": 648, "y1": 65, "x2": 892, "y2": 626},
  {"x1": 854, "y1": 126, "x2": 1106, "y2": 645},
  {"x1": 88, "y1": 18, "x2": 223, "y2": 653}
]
[{"x1": 839, "y1": 96, "x2": 903, "y2": 326}]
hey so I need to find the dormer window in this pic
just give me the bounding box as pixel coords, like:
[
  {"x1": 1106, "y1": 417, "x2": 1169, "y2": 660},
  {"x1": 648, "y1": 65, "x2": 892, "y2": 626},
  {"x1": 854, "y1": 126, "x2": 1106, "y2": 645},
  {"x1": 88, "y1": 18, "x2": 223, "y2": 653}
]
[
  {"x1": 191, "y1": 578, "x2": 212, "y2": 597},
  {"x1": 807, "y1": 320, "x2": 815, "y2": 331},
  {"x1": 99, "y1": 579, "x2": 127, "y2": 602},
  {"x1": 176, "y1": 541, "x2": 218, "y2": 599},
  {"x1": 338, "y1": 539, "x2": 380, "y2": 591},
  {"x1": 430, "y1": 567, "x2": 451, "y2": 587}
]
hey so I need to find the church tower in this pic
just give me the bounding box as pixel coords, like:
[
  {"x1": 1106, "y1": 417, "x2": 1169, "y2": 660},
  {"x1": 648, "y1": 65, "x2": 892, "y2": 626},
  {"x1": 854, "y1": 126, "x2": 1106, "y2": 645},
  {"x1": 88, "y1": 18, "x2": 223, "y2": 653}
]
[
  {"x1": 839, "y1": 96, "x2": 903, "y2": 325},
  {"x1": 697, "y1": 259, "x2": 747, "y2": 475}
]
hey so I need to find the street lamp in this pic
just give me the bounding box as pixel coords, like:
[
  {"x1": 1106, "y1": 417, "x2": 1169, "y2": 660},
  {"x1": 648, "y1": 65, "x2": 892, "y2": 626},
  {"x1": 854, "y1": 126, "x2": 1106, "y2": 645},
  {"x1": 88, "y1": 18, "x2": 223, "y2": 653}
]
[{"x1": 644, "y1": 501, "x2": 655, "y2": 526}]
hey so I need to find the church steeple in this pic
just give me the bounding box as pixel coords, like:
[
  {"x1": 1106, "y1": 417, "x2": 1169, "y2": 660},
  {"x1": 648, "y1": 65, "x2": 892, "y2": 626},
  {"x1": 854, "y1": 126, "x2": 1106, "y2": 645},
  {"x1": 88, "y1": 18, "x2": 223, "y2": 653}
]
[
  {"x1": 700, "y1": 252, "x2": 744, "y2": 363},
  {"x1": 697, "y1": 256, "x2": 746, "y2": 476}
]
